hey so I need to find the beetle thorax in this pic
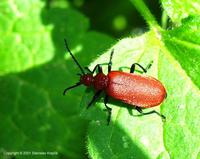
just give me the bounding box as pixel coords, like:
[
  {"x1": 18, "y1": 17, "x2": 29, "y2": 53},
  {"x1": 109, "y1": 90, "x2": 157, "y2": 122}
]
[{"x1": 93, "y1": 73, "x2": 109, "y2": 91}]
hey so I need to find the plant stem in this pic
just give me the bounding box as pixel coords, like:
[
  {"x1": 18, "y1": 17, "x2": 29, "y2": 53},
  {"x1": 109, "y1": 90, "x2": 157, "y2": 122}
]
[{"x1": 130, "y1": 0, "x2": 160, "y2": 29}]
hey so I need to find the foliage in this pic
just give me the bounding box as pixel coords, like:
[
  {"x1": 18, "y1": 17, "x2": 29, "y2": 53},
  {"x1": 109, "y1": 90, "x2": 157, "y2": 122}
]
[
  {"x1": 0, "y1": 0, "x2": 114, "y2": 159},
  {"x1": 81, "y1": 0, "x2": 200, "y2": 159},
  {"x1": 0, "y1": 0, "x2": 200, "y2": 159}
]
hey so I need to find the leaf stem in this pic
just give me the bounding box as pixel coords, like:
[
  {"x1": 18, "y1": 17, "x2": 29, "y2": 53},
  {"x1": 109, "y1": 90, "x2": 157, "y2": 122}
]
[{"x1": 130, "y1": 0, "x2": 160, "y2": 29}]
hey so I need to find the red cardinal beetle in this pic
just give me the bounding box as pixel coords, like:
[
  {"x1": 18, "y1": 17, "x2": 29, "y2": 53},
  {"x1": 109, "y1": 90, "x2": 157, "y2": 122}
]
[{"x1": 63, "y1": 39, "x2": 167, "y2": 124}]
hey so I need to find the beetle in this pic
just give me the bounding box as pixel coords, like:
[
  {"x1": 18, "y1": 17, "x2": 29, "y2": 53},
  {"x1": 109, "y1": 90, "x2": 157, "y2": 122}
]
[{"x1": 63, "y1": 39, "x2": 167, "y2": 125}]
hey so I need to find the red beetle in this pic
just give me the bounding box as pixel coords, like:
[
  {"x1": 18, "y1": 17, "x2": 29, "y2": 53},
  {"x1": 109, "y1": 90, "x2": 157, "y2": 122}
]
[{"x1": 63, "y1": 39, "x2": 167, "y2": 124}]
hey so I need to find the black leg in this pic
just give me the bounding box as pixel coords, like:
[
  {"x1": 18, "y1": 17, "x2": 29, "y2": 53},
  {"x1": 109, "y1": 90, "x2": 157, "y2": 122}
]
[
  {"x1": 87, "y1": 91, "x2": 102, "y2": 109},
  {"x1": 85, "y1": 64, "x2": 102, "y2": 74},
  {"x1": 135, "y1": 106, "x2": 166, "y2": 121},
  {"x1": 127, "y1": 107, "x2": 133, "y2": 116},
  {"x1": 85, "y1": 52, "x2": 115, "y2": 74},
  {"x1": 108, "y1": 49, "x2": 114, "y2": 72},
  {"x1": 130, "y1": 63, "x2": 147, "y2": 73},
  {"x1": 63, "y1": 82, "x2": 81, "y2": 95},
  {"x1": 97, "y1": 65, "x2": 103, "y2": 73},
  {"x1": 130, "y1": 61, "x2": 153, "y2": 74},
  {"x1": 135, "y1": 106, "x2": 143, "y2": 113},
  {"x1": 104, "y1": 95, "x2": 112, "y2": 125}
]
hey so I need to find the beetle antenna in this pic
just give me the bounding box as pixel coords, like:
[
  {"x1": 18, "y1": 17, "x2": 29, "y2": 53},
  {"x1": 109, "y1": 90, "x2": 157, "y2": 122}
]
[
  {"x1": 64, "y1": 39, "x2": 85, "y2": 74},
  {"x1": 63, "y1": 82, "x2": 82, "y2": 95},
  {"x1": 108, "y1": 49, "x2": 114, "y2": 72}
]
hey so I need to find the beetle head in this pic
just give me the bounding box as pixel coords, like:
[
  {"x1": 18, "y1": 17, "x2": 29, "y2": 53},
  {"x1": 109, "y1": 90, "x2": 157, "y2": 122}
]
[{"x1": 80, "y1": 74, "x2": 94, "y2": 86}]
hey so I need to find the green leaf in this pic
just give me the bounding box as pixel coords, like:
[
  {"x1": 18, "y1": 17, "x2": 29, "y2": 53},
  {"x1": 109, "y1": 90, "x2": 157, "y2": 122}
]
[
  {"x1": 82, "y1": 33, "x2": 168, "y2": 159},
  {"x1": 0, "y1": 0, "x2": 114, "y2": 159},
  {"x1": 161, "y1": 0, "x2": 200, "y2": 23},
  {"x1": 160, "y1": 16, "x2": 200, "y2": 159},
  {"x1": 0, "y1": 0, "x2": 54, "y2": 75},
  {"x1": 41, "y1": 6, "x2": 90, "y2": 59},
  {"x1": 159, "y1": 48, "x2": 200, "y2": 159},
  {"x1": 81, "y1": 17, "x2": 200, "y2": 159},
  {"x1": 0, "y1": 65, "x2": 88, "y2": 159},
  {"x1": 162, "y1": 16, "x2": 200, "y2": 89}
]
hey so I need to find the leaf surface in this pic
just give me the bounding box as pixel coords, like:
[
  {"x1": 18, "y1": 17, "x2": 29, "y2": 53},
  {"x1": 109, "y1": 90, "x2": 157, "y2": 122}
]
[
  {"x1": 161, "y1": 0, "x2": 200, "y2": 22},
  {"x1": 162, "y1": 16, "x2": 200, "y2": 89},
  {"x1": 82, "y1": 16, "x2": 200, "y2": 159},
  {"x1": 161, "y1": 16, "x2": 200, "y2": 159},
  {"x1": 0, "y1": 1, "x2": 114, "y2": 159},
  {"x1": 0, "y1": 0, "x2": 54, "y2": 75},
  {"x1": 82, "y1": 32, "x2": 167, "y2": 159}
]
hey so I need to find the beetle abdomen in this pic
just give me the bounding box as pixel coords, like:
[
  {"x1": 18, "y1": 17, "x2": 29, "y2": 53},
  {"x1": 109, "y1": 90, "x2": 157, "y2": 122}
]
[{"x1": 106, "y1": 71, "x2": 166, "y2": 108}]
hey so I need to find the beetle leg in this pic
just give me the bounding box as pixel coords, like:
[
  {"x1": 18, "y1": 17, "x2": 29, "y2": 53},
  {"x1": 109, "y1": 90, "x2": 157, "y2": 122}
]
[
  {"x1": 135, "y1": 106, "x2": 166, "y2": 121},
  {"x1": 130, "y1": 63, "x2": 147, "y2": 73},
  {"x1": 63, "y1": 82, "x2": 82, "y2": 95},
  {"x1": 85, "y1": 64, "x2": 102, "y2": 74},
  {"x1": 104, "y1": 95, "x2": 112, "y2": 125},
  {"x1": 97, "y1": 65, "x2": 103, "y2": 73},
  {"x1": 130, "y1": 61, "x2": 153, "y2": 74},
  {"x1": 135, "y1": 106, "x2": 143, "y2": 113},
  {"x1": 108, "y1": 49, "x2": 114, "y2": 72},
  {"x1": 87, "y1": 90, "x2": 102, "y2": 109},
  {"x1": 127, "y1": 107, "x2": 134, "y2": 116}
]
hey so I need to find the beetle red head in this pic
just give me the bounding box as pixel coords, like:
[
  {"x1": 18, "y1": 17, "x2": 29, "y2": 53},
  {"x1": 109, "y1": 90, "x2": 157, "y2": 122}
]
[{"x1": 80, "y1": 74, "x2": 94, "y2": 86}]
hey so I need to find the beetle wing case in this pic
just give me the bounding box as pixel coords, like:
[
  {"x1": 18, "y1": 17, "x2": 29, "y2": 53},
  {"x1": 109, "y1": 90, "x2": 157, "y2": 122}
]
[{"x1": 106, "y1": 71, "x2": 166, "y2": 108}]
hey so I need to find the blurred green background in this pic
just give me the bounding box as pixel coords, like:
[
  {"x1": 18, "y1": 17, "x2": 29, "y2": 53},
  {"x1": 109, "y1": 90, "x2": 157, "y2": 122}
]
[
  {"x1": 0, "y1": 0, "x2": 161, "y2": 159},
  {"x1": 72, "y1": 0, "x2": 161, "y2": 38}
]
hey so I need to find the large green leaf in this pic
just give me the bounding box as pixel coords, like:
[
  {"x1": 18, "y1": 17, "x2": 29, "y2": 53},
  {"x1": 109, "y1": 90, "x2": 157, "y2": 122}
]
[
  {"x1": 1, "y1": 0, "x2": 200, "y2": 159},
  {"x1": 161, "y1": 0, "x2": 200, "y2": 23},
  {"x1": 160, "y1": 16, "x2": 200, "y2": 159},
  {"x1": 0, "y1": 0, "x2": 115, "y2": 159},
  {"x1": 0, "y1": 0, "x2": 54, "y2": 75},
  {"x1": 81, "y1": 32, "x2": 167, "y2": 159},
  {"x1": 162, "y1": 16, "x2": 200, "y2": 89},
  {"x1": 81, "y1": 16, "x2": 200, "y2": 159},
  {"x1": 0, "y1": 63, "x2": 88, "y2": 159}
]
